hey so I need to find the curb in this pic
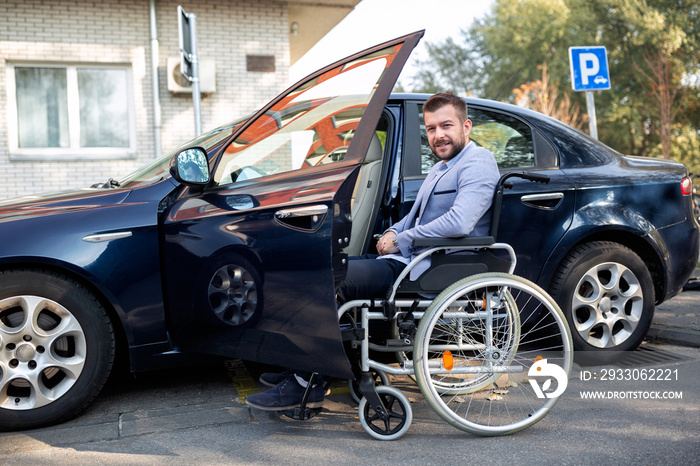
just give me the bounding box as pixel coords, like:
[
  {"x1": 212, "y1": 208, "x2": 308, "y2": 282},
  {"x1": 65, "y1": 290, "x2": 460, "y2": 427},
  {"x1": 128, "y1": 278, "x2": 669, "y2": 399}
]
[{"x1": 647, "y1": 325, "x2": 700, "y2": 348}]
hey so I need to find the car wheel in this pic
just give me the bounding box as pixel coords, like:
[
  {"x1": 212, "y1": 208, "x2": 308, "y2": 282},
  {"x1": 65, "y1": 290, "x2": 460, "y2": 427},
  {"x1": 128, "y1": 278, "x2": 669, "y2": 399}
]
[
  {"x1": 549, "y1": 242, "x2": 654, "y2": 353},
  {"x1": 0, "y1": 269, "x2": 115, "y2": 431}
]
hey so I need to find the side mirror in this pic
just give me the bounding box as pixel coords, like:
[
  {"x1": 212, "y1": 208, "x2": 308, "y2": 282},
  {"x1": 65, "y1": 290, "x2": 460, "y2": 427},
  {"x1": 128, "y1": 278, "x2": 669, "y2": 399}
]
[{"x1": 170, "y1": 148, "x2": 210, "y2": 186}]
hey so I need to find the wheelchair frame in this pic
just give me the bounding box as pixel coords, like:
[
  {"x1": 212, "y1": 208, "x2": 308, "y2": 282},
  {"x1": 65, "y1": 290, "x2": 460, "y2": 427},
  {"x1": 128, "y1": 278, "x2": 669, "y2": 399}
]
[{"x1": 292, "y1": 172, "x2": 574, "y2": 440}]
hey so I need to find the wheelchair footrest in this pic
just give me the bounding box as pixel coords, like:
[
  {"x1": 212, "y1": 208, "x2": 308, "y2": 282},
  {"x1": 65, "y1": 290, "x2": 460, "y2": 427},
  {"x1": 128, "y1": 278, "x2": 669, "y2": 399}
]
[{"x1": 282, "y1": 406, "x2": 323, "y2": 421}]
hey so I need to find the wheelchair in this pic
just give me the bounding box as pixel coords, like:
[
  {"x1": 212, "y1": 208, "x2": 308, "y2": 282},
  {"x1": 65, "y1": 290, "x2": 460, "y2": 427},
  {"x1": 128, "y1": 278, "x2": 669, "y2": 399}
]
[{"x1": 332, "y1": 171, "x2": 574, "y2": 440}]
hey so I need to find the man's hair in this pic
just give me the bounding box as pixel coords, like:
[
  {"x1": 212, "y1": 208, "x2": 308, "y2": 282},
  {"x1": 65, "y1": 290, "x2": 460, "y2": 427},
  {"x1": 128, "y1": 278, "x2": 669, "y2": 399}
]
[{"x1": 423, "y1": 91, "x2": 468, "y2": 122}]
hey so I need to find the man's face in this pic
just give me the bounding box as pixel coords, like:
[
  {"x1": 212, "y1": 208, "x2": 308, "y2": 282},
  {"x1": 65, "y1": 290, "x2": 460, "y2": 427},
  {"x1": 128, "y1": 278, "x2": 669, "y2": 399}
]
[{"x1": 424, "y1": 104, "x2": 472, "y2": 161}]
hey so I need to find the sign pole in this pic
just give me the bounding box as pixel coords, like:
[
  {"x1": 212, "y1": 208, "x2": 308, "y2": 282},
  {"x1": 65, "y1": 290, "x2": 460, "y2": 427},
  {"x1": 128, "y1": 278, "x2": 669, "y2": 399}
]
[
  {"x1": 586, "y1": 91, "x2": 597, "y2": 140},
  {"x1": 569, "y1": 46, "x2": 610, "y2": 141},
  {"x1": 178, "y1": 6, "x2": 202, "y2": 136},
  {"x1": 189, "y1": 12, "x2": 201, "y2": 136}
]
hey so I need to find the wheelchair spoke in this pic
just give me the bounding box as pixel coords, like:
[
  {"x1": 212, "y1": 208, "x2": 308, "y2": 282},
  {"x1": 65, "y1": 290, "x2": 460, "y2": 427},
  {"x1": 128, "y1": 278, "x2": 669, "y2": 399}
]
[{"x1": 414, "y1": 273, "x2": 573, "y2": 436}]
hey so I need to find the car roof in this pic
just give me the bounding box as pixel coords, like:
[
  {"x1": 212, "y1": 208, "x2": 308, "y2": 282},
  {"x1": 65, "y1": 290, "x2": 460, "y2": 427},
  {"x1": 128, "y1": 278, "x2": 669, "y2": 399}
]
[
  {"x1": 388, "y1": 92, "x2": 620, "y2": 155},
  {"x1": 389, "y1": 92, "x2": 561, "y2": 125}
]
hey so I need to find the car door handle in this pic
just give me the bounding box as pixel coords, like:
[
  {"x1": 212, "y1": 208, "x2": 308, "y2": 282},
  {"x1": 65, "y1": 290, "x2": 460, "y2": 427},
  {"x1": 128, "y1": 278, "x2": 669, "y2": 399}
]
[
  {"x1": 520, "y1": 192, "x2": 564, "y2": 210},
  {"x1": 275, "y1": 205, "x2": 329, "y2": 219},
  {"x1": 275, "y1": 205, "x2": 329, "y2": 232}
]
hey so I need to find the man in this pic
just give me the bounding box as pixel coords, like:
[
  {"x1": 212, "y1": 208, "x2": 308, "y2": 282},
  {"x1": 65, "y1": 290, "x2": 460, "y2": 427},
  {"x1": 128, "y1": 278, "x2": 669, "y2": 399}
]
[{"x1": 245, "y1": 91, "x2": 500, "y2": 411}]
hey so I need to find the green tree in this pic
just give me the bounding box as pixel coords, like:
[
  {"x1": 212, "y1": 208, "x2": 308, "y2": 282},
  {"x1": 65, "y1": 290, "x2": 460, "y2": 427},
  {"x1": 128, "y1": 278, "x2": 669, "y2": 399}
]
[
  {"x1": 595, "y1": 0, "x2": 699, "y2": 159},
  {"x1": 408, "y1": 36, "x2": 490, "y2": 97},
  {"x1": 408, "y1": 0, "x2": 700, "y2": 171}
]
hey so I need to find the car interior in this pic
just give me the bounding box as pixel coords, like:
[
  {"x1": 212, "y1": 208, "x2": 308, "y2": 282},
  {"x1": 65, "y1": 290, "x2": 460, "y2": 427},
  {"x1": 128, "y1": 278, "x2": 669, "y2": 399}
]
[{"x1": 347, "y1": 120, "x2": 386, "y2": 256}]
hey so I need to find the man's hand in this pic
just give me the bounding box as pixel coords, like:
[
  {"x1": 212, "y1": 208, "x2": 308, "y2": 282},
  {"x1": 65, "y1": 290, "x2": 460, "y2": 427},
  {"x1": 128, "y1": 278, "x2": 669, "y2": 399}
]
[{"x1": 377, "y1": 231, "x2": 400, "y2": 256}]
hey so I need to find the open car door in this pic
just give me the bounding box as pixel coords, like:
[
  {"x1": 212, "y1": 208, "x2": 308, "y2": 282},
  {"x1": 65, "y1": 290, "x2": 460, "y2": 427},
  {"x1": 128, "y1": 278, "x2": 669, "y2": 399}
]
[{"x1": 161, "y1": 32, "x2": 424, "y2": 379}]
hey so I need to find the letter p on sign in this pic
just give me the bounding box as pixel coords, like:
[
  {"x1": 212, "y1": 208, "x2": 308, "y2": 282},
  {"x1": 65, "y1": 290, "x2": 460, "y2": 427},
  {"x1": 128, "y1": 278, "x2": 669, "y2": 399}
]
[{"x1": 579, "y1": 53, "x2": 599, "y2": 85}]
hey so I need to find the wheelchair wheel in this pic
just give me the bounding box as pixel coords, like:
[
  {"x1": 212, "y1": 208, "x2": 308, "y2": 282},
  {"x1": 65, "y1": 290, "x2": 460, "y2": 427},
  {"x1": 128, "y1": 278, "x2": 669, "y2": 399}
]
[
  {"x1": 431, "y1": 289, "x2": 520, "y2": 396},
  {"x1": 395, "y1": 297, "x2": 519, "y2": 395},
  {"x1": 358, "y1": 385, "x2": 412, "y2": 441},
  {"x1": 349, "y1": 369, "x2": 390, "y2": 404},
  {"x1": 414, "y1": 273, "x2": 573, "y2": 436},
  {"x1": 392, "y1": 293, "x2": 519, "y2": 395}
]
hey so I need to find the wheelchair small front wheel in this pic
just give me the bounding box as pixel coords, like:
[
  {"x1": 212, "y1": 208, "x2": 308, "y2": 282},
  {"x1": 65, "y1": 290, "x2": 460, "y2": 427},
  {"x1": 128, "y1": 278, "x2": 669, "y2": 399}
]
[
  {"x1": 358, "y1": 386, "x2": 412, "y2": 440},
  {"x1": 414, "y1": 272, "x2": 573, "y2": 436}
]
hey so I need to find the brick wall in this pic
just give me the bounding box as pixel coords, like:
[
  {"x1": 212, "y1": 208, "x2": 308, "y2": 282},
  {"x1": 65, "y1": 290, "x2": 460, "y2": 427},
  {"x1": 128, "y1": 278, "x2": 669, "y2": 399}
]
[{"x1": 0, "y1": 0, "x2": 289, "y2": 200}]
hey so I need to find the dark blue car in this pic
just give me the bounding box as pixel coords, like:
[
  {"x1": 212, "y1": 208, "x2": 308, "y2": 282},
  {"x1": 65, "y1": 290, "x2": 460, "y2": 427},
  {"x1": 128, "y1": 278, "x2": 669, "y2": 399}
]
[{"x1": 0, "y1": 31, "x2": 697, "y2": 430}]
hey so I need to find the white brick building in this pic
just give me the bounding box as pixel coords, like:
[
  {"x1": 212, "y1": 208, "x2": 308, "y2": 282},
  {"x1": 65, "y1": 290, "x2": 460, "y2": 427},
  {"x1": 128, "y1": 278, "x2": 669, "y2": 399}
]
[{"x1": 0, "y1": 0, "x2": 359, "y2": 199}]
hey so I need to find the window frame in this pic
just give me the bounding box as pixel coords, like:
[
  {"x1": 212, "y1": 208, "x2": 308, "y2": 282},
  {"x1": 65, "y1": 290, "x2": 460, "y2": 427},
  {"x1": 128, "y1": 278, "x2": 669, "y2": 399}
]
[
  {"x1": 211, "y1": 51, "x2": 397, "y2": 188},
  {"x1": 6, "y1": 62, "x2": 137, "y2": 161}
]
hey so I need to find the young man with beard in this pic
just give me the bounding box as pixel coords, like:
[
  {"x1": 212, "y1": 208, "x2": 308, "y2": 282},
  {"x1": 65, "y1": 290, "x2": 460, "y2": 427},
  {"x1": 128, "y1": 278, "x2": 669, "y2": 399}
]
[{"x1": 246, "y1": 91, "x2": 501, "y2": 411}]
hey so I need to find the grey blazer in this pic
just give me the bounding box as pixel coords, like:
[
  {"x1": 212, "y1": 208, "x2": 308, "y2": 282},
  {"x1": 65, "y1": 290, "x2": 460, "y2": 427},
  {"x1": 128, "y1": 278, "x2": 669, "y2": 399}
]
[{"x1": 383, "y1": 141, "x2": 500, "y2": 278}]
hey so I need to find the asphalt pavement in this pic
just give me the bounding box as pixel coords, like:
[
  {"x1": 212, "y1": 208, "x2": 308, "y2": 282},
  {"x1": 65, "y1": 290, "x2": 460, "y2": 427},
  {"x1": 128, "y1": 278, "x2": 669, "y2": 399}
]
[
  {"x1": 648, "y1": 268, "x2": 700, "y2": 347},
  {"x1": 1, "y1": 278, "x2": 699, "y2": 463}
]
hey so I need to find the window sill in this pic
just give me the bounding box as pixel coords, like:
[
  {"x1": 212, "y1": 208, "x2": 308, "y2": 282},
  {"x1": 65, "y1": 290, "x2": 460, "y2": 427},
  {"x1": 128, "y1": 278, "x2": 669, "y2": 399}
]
[{"x1": 9, "y1": 149, "x2": 137, "y2": 162}]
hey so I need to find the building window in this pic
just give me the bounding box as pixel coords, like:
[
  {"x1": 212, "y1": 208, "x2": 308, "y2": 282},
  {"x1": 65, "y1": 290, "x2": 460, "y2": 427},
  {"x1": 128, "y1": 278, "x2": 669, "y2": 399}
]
[{"x1": 8, "y1": 64, "x2": 135, "y2": 160}]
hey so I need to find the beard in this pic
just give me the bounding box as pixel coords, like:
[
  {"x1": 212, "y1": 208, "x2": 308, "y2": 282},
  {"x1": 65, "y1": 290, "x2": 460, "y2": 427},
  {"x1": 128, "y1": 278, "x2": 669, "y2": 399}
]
[{"x1": 431, "y1": 132, "x2": 466, "y2": 161}]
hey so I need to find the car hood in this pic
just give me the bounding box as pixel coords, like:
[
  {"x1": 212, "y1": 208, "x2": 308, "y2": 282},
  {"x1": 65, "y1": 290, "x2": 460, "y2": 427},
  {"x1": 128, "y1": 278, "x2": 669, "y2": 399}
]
[{"x1": 0, "y1": 188, "x2": 132, "y2": 223}]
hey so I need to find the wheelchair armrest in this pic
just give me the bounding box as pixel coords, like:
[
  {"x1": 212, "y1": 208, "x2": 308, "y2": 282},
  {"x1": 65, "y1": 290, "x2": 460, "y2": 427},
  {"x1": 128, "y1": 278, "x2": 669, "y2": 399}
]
[{"x1": 411, "y1": 236, "x2": 496, "y2": 248}]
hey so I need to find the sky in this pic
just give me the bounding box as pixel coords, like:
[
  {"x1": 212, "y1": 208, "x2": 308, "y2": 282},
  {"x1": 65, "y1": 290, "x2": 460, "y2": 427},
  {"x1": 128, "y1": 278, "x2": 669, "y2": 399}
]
[{"x1": 289, "y1": 0, "x2": 495, "y2": 84}]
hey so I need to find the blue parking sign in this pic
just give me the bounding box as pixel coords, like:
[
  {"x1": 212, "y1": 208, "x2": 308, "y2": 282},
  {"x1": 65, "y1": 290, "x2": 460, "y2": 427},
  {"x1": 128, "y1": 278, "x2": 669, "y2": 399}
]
[{"x1": 569, "y1": 46, "x2": 611, "y2": 91}]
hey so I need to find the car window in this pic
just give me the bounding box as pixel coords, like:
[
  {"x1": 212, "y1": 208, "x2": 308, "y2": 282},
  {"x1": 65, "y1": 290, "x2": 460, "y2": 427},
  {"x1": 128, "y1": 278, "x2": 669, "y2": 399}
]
[
  {"x1": 213, "y1": 45, "x2": 404, "y2": 187},
  {"x1": 419, "y1": 106, "x2": 535, "y2": 173}
]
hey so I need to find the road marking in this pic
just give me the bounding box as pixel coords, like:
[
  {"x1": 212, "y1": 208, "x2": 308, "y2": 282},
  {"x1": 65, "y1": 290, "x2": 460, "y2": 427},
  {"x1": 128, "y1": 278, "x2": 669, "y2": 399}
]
[{"x1": 223, "y1": 360, "x2": 258, "y2": 402}]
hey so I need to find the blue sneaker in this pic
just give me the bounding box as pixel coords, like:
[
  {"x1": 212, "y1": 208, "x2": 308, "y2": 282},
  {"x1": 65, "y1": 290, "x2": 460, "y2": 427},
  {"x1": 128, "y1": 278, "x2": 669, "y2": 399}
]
[
  {"x1": 259, "y1": 369, "x2": 293, "y2": 387},
  {"x1": 260, "y1": 370, "x2": 331, "y2": 394},
  {"x1": 246, "y1": 374, "x2": 324, "y2": 411}
]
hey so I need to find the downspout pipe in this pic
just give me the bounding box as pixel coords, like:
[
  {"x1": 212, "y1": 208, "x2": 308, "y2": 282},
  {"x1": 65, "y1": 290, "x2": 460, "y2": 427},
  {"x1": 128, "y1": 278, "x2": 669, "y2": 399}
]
[{"x1": 149, "y1": 0, "x2": 162, "y2": 159}]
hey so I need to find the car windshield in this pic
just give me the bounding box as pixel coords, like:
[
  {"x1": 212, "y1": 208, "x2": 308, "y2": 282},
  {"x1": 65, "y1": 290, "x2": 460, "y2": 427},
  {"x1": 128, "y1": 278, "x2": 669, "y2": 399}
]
[{"x1": 115, "y1": 115, "x2": 250, "y2": 189}]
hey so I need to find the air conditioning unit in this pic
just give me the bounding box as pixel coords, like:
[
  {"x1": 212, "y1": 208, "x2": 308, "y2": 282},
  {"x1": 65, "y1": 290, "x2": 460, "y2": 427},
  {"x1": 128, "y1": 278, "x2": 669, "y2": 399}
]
[{"x1": 167, "y1": 57, "x2": 216, "y2": 94}]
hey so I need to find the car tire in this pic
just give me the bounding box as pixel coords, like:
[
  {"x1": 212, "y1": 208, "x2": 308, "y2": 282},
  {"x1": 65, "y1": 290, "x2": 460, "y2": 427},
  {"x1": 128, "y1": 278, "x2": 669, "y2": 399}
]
[
  {"x1": 549, "y1": 242, "x2": 654, "y2": 354},
  {"x1": 0, "y1": 269, "x2": 115, "y2": 431}
]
